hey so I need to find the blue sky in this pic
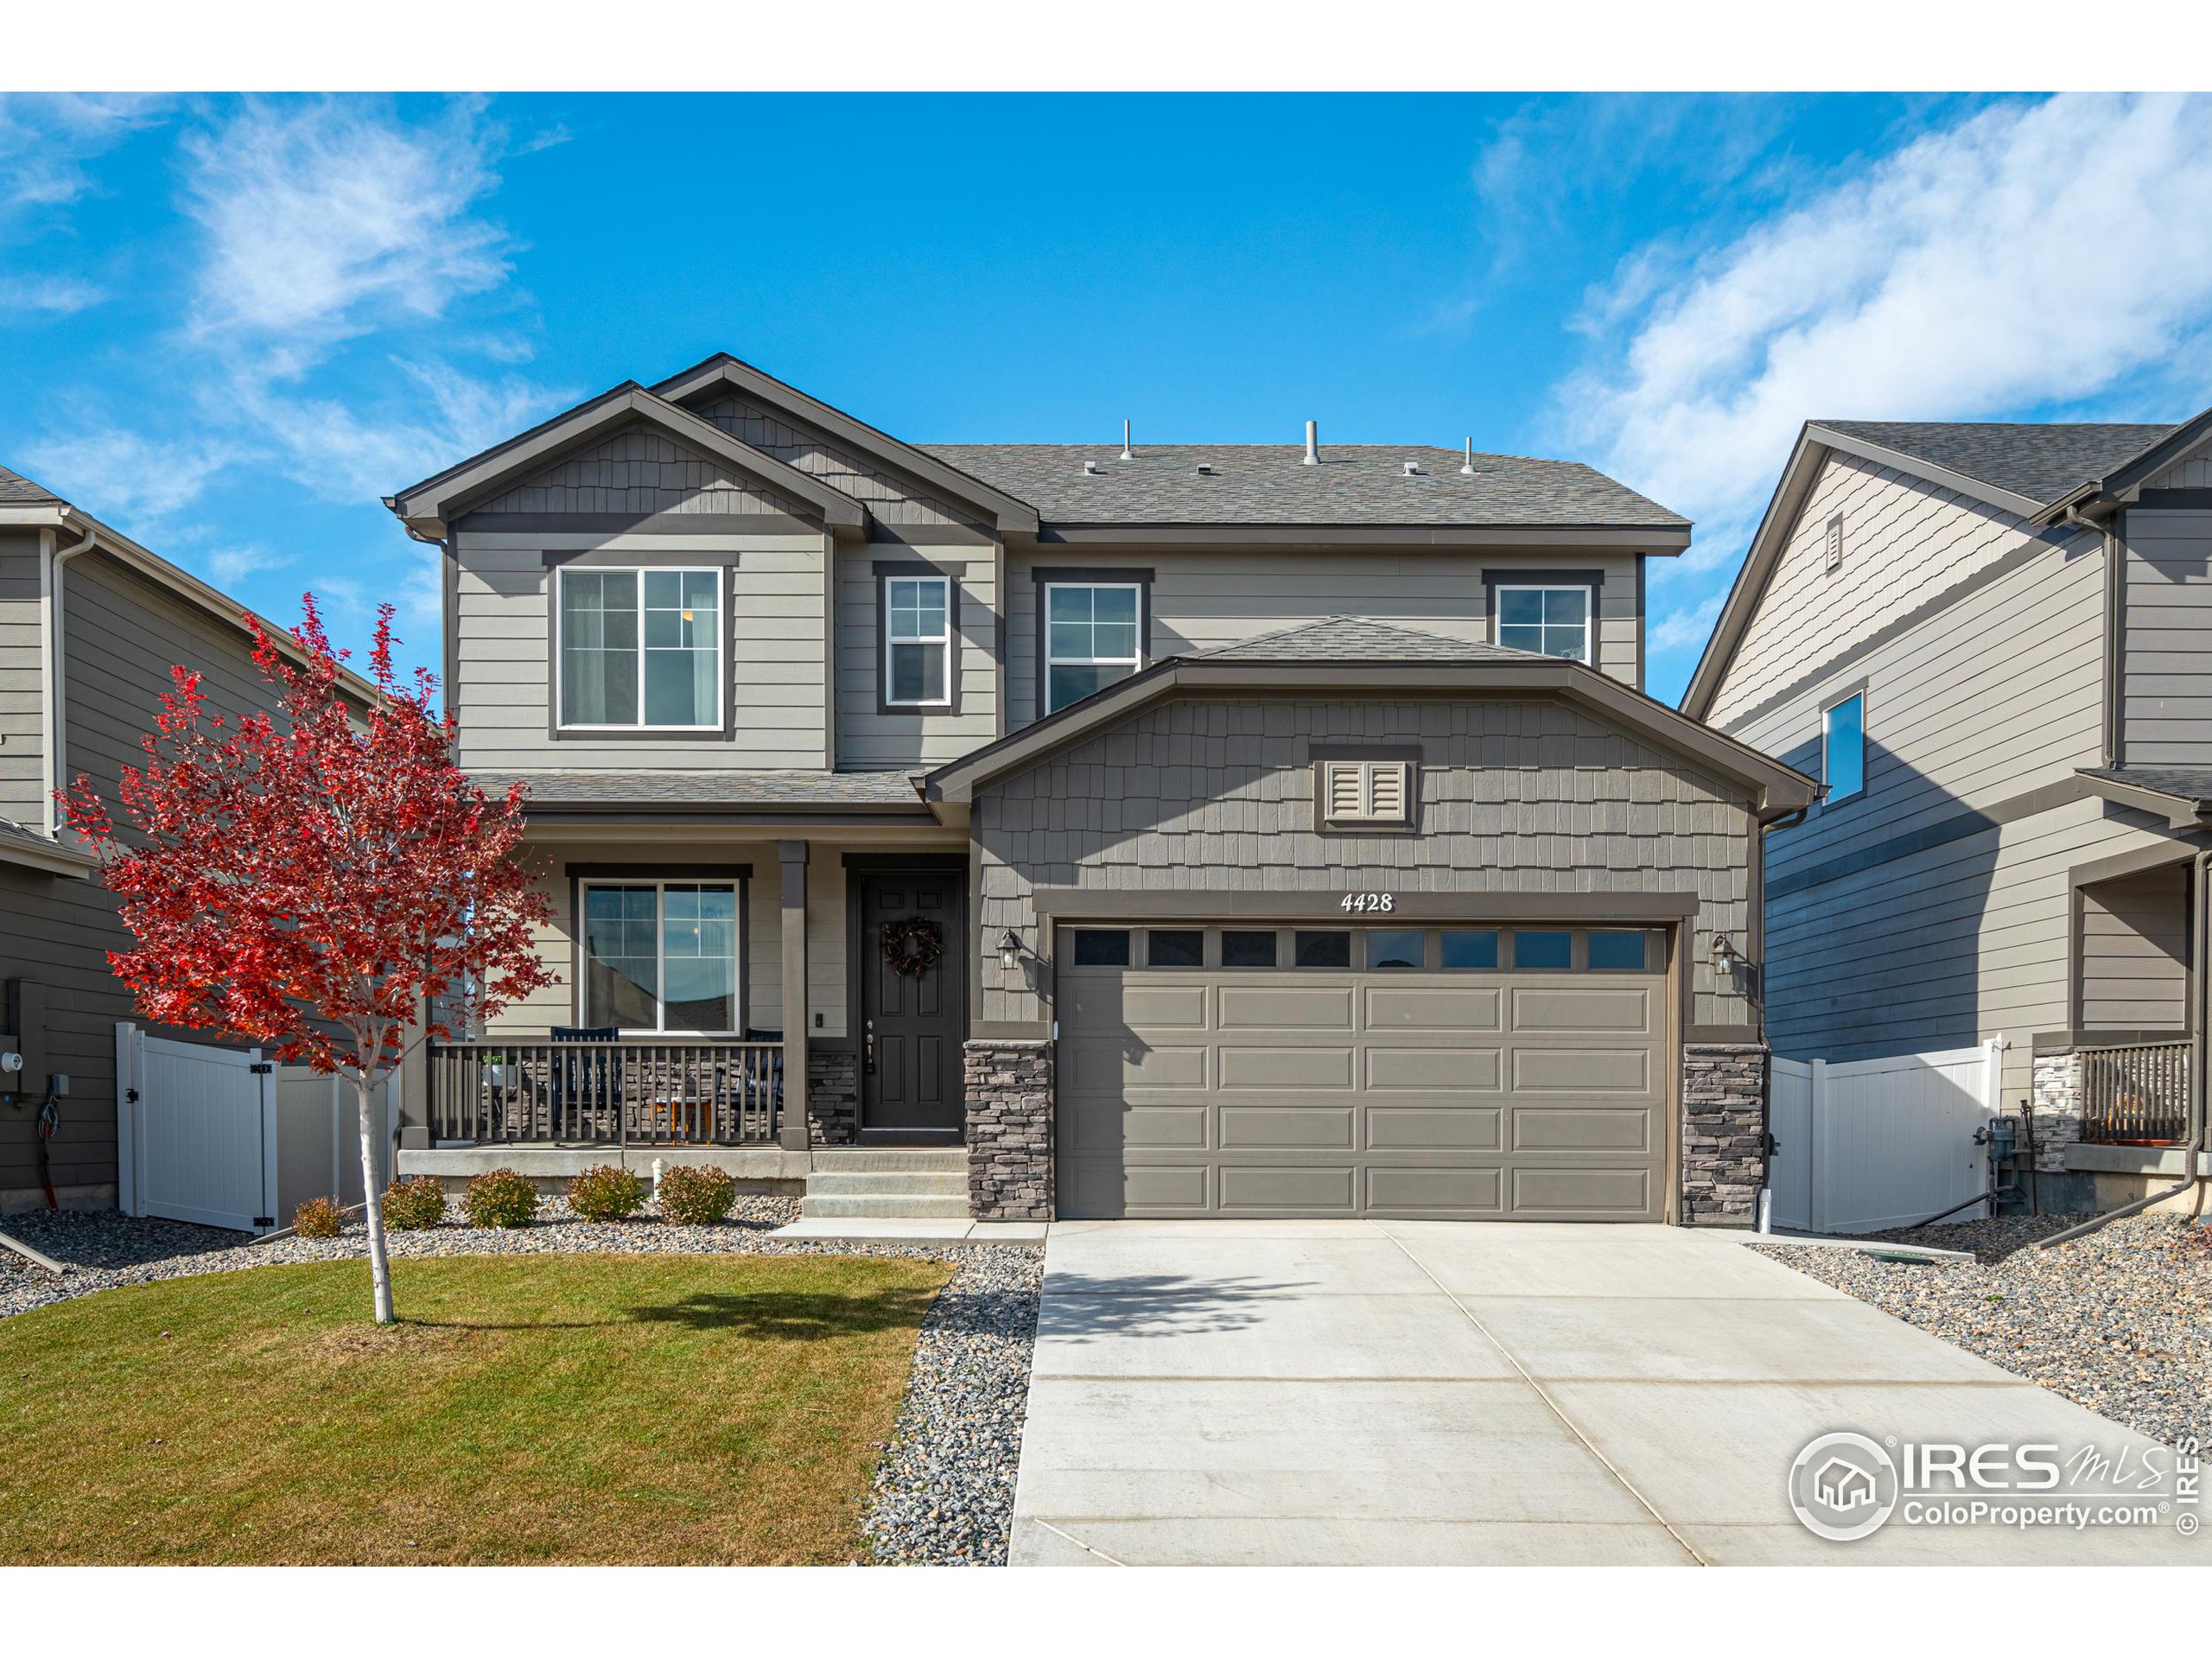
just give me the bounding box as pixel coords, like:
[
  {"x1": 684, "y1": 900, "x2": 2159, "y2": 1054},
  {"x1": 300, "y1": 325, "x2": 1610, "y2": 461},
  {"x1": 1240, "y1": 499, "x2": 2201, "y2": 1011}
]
[{"x1": 6, "y1": 92, "x2": 2212, "y2": 705}]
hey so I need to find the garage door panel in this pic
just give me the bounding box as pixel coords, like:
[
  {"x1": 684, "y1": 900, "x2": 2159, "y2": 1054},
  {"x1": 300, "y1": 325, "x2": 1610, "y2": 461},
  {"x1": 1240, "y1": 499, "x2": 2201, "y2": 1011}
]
[
  {"x1": 1365, "y1": 1166, "x2": 1504, "y2": 1212},
  {"x1": 1365, "y1": 1046, "x2": 1503, "y2": 1090},
  {"x1": 1219, "y1": 985, "x2": 1355, "y2": 1029},
  {"x1": 1117, "y1": 985, "x2": 1211, "y2": 1029},
  {"x1": 1510, "y1": 985, "x2": 1654, "y2": 1034},
  {"x1": 1218, "y1": 1045, "x2": 1355, "y2": 1090},
  {"x1": 1218, "y1": 1104, "x2": 1357, "y2": 1150},
  {"x1": 1065, "y1": 1039, "x2": 1210, "y2": 1092},
  {"x1": 1367, "y1": 1106, "x2": 1503, "y2": 1150},
  {"x1": 1510, "y1": 1046, "x2": 1652, "y2": 1094},
  {"x1": 1509, "y1": 1165, "x2": 1653, "y2": 1217},
  {"x1": 1365, "y1": 986, "x2": 1502, "y2": 1031},
  {"x1": 1063, "y1": 1103, "x2": 1211, "y2": 1153},
  {"x1": 1219, "y1": 1165, "x2": 1357, "y2": 1211},
  {"x1": 1512, "y1": 1104, "x2": 1655, "y2": 1153},
  {"x1": 1065, "y1": 1159, "x2": 1211, "y2": 1217}
]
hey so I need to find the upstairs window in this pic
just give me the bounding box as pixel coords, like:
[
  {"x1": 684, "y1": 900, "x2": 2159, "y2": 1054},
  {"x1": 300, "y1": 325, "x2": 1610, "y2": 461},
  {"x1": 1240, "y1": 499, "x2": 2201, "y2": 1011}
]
[
  {"x1": 884, "y1": 574, "x2": 952, "y2": 708},
  {"x1": 1045, "y1": 582, "x2": 1143, "y2": 713},
  {"x1": 1823, "y1": 691, "x2": 1866, "y2": 804},
  {"x1": 558, "y1": 568, "x2": 721, "y2": 729},
  {"x1": 1321, "y1": 760, "x2": 1412, "y2": 826},
  {"x1": 1495, "y1": 585, "x2": 1591, "y2": 662}
]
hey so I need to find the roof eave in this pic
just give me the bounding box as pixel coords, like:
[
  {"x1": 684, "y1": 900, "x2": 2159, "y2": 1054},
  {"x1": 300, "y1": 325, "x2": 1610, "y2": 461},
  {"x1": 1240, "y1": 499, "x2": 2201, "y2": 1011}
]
[
  {"x1": 2077, "y1": 768, "x2": 2212, "y2": 832},
  {"x1": 2088, "y1": 405, "x2": 2212, "y2": 505},
  {"x1": 0, "y1": 835, "x2": 98, "y2": 879},
  {"x1": 1028, "y1": 522, "x2": 1691, "y2": 551}
]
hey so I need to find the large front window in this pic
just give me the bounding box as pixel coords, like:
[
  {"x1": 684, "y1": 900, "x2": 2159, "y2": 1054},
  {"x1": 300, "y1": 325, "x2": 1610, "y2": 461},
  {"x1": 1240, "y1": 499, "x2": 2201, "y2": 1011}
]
[
  {"x1": 559, "y1": 568, "x2": 721, "y2": 729},
  {"x1": 1495, "y1": 585, "x2": 1590, "y2": 661},
  {"x1": 581, "y1": 880, "x2": 739, "y2": 1033},
  {"x1": 1045, "y1": 582, "x2": 1142, "y2": 713}
]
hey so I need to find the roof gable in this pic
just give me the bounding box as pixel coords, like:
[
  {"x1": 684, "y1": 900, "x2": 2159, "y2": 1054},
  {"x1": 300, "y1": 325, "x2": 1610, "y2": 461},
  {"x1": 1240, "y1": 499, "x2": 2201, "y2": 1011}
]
[
  {"x1": 476, "y1": 419, "x2": 814, "y2": 520},
  {"x1": 1814, "y1": 420, "x2": 2180, "y2": 511},
  {"x1": 1202, "y1": 614, "x2": 1541, "y2": 664}
]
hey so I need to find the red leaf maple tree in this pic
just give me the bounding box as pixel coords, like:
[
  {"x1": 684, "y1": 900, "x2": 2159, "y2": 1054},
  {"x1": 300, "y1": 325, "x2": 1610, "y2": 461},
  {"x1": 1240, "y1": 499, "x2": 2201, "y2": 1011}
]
[{"x1": 60, "y1": 597, "x2": 552, "y2": 1323}]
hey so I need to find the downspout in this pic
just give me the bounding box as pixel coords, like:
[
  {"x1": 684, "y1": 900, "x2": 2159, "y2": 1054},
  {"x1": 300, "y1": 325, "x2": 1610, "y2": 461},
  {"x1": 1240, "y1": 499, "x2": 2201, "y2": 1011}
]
[
  {"x1": 41, "y1": 518, "x2": 97, "y2": 835},
  {"x1": 1751, "y1": 799, "x2": 1810, "y2": 1225},
  {"x1": 2066, "y1": 503, "x2": 2122, "y2": 769},
  {"x1": 2037, "y1": 842, "x2": 2211, "y2": 1247}
]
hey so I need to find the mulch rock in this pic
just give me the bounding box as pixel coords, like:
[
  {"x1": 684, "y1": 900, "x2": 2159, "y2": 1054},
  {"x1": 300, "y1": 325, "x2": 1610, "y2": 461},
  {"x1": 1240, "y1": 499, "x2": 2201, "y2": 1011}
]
[
  {"x1": 0, "y1": 1200, "x2": 1042, "y2": 1567},
  {"x1": 1752, "y1": 1211, "x2": 2212, "y2": 1449}
]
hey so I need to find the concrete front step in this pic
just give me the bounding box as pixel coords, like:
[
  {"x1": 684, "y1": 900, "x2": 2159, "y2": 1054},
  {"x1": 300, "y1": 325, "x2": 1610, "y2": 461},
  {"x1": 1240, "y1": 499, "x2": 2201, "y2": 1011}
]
[
  {"x1": 806, "y1": 1171, "x2": 969, "y2": 1198},
  {"x1": 809, "y1": 1147, "x2": 967, "y2": 1172},
  {"x1": 799, "y1": 1192, "x2": 972, "y2": 1220}
]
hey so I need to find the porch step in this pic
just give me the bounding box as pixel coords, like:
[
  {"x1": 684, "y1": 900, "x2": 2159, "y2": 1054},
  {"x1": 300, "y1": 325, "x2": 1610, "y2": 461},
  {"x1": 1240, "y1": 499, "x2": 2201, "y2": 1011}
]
[
  {"x1": 799, "y1": 1192, "x2": 972, "y2": 1220},
  {"x1": 806, "y1": 1171, "x2": 969, "y2": 1198},
  {"x1": 809, "y1": 1147, "x2": 967, "y2": 1173}
]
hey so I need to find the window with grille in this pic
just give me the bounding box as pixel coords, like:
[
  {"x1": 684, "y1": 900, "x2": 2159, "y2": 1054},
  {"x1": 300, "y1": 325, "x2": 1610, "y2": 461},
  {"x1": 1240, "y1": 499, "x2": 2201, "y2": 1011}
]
[{"x1": 1321, "y1": 760, "x2": 1412, "y2": 826}]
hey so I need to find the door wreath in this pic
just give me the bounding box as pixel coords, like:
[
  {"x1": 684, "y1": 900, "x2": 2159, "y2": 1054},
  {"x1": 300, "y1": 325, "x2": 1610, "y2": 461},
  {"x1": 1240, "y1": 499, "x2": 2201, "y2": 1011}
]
[{"x1": 880, "y1": 915, "x2": 945, "y2": 978}]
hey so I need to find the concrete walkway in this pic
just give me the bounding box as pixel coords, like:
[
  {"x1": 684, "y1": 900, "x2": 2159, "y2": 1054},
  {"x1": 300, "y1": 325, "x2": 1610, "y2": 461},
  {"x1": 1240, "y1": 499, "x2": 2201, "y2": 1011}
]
[{"x1": 1011, "y1": 1220, "x2": 2207, "y2": 1566}]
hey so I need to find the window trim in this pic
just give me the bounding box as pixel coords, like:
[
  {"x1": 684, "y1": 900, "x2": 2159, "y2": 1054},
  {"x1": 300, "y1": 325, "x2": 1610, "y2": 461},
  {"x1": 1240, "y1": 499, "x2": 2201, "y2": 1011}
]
[
  {"x1": 1491, "y1": 582, "x2": 1597, "y2": 664},
  {"x1": 875, "y1": 561, "x2": 962, "y2": 716},
  {"x1": 570, "y1": 868, "x2": 749, "y2": 1035},
  {"x1": 1033, "y1": 567, "x2": 1153, "y2": 719},
  {"x1": 551, "y1": 564, "x2": 729, "y2": 738},
  {"x1": 1821, "y1": 686, "x2": 1868, "y2": 807}
]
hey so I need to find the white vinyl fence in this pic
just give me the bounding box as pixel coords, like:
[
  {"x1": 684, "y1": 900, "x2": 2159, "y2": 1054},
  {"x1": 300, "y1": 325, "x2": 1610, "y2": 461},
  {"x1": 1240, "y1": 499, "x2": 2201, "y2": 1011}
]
[
  {"x1": 1765, "y1": 1039, "x2": 2001, "y2": 1234},
  {"x1": 116, "y1": 1024, "x2": 397, "y2": 1234}
]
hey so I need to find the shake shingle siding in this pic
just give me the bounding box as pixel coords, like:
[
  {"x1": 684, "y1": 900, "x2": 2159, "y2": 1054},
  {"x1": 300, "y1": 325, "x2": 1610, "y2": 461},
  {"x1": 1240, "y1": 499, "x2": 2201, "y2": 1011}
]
[
  {"x1": 973, "y1": 695, "x2": 1753, "y2": 1028},
  {"x1": 475, "y1": 421, "x2": 810, "y2": 518}
]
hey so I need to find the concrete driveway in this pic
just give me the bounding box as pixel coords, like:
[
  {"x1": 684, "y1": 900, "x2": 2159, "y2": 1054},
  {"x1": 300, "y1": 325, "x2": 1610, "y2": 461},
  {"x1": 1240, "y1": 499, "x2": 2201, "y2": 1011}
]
[{"x1": 1010, "y1": 1220, "x2": 2206, "y2": 1566}]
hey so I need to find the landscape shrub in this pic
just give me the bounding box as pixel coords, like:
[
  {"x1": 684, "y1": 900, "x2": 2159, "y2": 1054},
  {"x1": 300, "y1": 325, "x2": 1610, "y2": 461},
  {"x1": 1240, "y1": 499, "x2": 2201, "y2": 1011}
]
[
  {"x1": 568, "y1": 1163, "x2": 645, "y2": 1222},
  {"x1": 658, "y1": 1163, "x2": 736, "y2": 1226},
  {"x1": 292, "y1": 1195, "x2": 344, "y2": 1239},
  {"x1": 462, "y1": 1167, "x2": 540, "y2": 1230},
  {"x1": 382, "y1": 1175, "x2": 448, "y2": 1231}
]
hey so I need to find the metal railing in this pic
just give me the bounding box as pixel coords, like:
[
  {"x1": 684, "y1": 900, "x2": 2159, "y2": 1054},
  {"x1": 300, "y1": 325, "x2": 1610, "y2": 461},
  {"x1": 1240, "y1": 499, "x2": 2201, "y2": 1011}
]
[
  {"x1": 428, "y1": 1039, "x2": 783, "y2": 1147},
  {"x1": 2080, "y1": 1039, "x2": 2191, "y2": 1145}
]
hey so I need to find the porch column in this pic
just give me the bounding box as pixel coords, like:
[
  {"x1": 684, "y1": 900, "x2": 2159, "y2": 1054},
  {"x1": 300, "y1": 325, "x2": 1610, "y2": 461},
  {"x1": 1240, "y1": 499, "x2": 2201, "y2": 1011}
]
[{"x1": 778, "y1": 839, "x2": 811, "y2": 1150}]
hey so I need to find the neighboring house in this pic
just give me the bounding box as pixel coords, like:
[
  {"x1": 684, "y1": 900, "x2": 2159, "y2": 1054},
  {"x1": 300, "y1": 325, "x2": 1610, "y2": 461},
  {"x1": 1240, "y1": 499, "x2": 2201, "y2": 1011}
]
[
  {"x1": 386, "y1": 354, "x2": 1814, "y2": 1224},
  {"x1": 1684, "y1": 414, "x2": 2212, "y2": 1210},
  {"x1": 0, "y1": 465, "x2": 378, "y2": 1214}
]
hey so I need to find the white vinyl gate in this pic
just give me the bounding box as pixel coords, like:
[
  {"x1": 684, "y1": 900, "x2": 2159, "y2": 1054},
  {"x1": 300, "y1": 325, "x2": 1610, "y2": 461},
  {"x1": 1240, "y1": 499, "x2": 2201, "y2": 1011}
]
[
  {"x1": 116, "y1": 1025, "x2": 397, "y2": 1234},
  {"x1": 1765, "y1": 1039, "x2": 2001, "y2": 1234}
]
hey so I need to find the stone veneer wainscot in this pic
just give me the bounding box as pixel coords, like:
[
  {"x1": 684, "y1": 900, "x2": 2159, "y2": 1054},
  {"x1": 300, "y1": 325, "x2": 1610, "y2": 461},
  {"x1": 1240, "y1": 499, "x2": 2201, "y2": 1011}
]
[
  {"x1": 965, "y1": 1040, "x2": 1053, "y2": 1220},
  {"x1": 1680, "y1": 1044, "x2": 1766, "y2": 1225}
]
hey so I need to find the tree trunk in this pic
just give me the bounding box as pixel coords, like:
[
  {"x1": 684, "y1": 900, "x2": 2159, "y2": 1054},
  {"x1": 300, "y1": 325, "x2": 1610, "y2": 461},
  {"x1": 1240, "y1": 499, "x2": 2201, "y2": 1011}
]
[{"x1": 353, "y1": 1075, "x2": 395, "y2": 1325}]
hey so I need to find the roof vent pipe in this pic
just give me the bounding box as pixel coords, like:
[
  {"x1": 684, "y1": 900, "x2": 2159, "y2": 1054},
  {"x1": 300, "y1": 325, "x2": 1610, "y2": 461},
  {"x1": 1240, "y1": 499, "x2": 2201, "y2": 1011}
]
[
  {"x1": 1084, "y1": 460, "x2": 1100, "y2": 475},
  {"x1": 1121, "y1": 420, "x2": 1133, "y2": 461},
  {"x1": 1461, "y1": 438, "x2": 1477, "y2": 476},
  {"x1": 1303, "y1": 420, "x2": 1319, "y2": 466}
]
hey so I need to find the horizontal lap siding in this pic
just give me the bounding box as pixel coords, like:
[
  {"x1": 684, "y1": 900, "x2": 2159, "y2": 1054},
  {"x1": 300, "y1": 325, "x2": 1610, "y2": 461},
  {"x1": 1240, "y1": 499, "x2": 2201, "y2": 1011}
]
[
  {"x1": 1709, "y1": 454, "x2": 2056, "y2": 729},
  {"x1": 0, "y1": 531, "x2": 46, "y2": 823},
  {"x1": 975, "y1": 695, "x2": 1751, "y2": 1028},
  {"x1": 835, "y1": 543, "x2": 1000, "y2": 768},
  {"x1": 2120, "y1": 508, "x2": 2212, "y2": 766},
  {"x1": 2077, "y1": 864, "x2": 2188, "y2": 1031},
  {"x1": 1005, "y1": 550, "x2": 1643, "y2": 729},
  {"x1": 453, "y1": 537, "x2": 831, "y2": 772}
]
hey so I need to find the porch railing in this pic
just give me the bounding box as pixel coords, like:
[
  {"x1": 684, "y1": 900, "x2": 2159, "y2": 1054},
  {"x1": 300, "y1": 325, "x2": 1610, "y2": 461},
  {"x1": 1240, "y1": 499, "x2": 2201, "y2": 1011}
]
[
  {"x1": 2080, "y1": 1039, "x2": 2192, "y2": 1146},
  {"x1": 428, "y1": 1039, "x2": 784, "y2": 1147}
]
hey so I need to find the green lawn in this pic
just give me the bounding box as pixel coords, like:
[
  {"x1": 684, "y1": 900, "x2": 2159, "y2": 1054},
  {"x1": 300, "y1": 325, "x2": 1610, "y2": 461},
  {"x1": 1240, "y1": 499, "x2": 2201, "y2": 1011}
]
[{"x1": 0, "y1": 1253, "x2": 952, "y2": 1564}]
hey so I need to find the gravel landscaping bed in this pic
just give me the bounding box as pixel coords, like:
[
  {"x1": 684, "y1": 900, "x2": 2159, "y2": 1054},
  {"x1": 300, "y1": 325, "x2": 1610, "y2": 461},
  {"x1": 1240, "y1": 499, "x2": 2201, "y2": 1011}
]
[
  {"x1": 1753, "y1": 1211, "x2": 2212, "y2": 1449},
  {"x1": 0, "y1": 1202, "x2": 1043, "y2": 1566}
]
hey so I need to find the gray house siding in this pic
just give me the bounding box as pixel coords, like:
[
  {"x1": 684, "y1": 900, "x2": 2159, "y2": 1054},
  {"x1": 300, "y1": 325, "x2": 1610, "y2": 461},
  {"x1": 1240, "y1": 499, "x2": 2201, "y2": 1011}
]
[
  {"x1": 2077, "y1": 862, "x2": 2189, "y2": 1031},
  {"x1": 2119, "y1": 507, "x2": 2212, "y2": 766},
  {"x1": 474, "y1": 421, "x2": 811, "y2": 518},
  {"x1": 972, "y1": 693, "x2": 1752, "y2": 1030},
  {"x1": 1, "y1": 550, "x2": 295, "y2": 1211},
  {"x1": 1003, "y1": 549, "x2": 1643, "y2": 729},
  {"x1": 0, "y1": 528, "x2": 44, "y2": 825},
  {"x1": 834, "y1": 540, "x2": 1002, "y2": 769}
]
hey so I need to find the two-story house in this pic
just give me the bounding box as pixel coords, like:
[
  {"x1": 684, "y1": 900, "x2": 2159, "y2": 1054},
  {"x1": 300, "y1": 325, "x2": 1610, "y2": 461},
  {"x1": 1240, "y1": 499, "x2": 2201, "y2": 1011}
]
[
  {"x1": 1684, "y1": 414, "x2": 2212, "y2": 1213},
  {"x1": 385, "y1": 354, "x2": 1814, "y2": 1225},
  {"x1": 0, "y1": 465, "x2": 381, "y2": 1215}
]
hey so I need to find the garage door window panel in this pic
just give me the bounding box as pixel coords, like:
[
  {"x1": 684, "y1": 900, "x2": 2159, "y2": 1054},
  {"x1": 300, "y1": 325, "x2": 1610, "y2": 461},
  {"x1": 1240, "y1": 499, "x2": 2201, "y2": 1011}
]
[
  {"x1": 1511, "y1": 930, "x2": 1573, "y2": 970},
  {"x1": 1145, "y1": 929, "x2": 1205, "y2": 968},
  {"x1": 1294, "y1": 931, "x2": 1352, "y2": 969},
  {"x1": 1071, "y1": 929, "x2": 1131, "y2": 967},
  {"x1": 1366, "y1": 929, "x2": 1426, "y2": 969},
  {"x1": 1221, "y1": 930, "x2": 1278, "y2": 969},
  {"x1": 1440, "y1": 929, "x2": 1500, "y2": 969}
]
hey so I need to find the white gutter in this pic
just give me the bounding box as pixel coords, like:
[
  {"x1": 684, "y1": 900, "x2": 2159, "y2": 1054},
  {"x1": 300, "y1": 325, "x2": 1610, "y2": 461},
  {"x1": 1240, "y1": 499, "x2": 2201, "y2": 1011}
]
[{"x1": 40, "y1": 519, "x2": 97, "y2": 835}]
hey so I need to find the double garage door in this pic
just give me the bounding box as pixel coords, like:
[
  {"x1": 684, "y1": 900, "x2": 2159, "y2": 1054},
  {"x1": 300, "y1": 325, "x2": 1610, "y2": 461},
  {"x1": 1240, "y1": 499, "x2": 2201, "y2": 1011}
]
[{"x1": 1057, "y1": 922, "x2": 1670, "y2": 1221}]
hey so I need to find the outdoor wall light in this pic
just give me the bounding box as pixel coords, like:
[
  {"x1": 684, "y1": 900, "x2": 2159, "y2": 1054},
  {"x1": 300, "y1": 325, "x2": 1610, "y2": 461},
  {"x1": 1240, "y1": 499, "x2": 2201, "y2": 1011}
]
[
  {"x1": 998, "y1": 930, "x2": 1025, "y2": 971},
  {"x1": 1710, "y1": 932, "x2": 1745, "y2": 975}
]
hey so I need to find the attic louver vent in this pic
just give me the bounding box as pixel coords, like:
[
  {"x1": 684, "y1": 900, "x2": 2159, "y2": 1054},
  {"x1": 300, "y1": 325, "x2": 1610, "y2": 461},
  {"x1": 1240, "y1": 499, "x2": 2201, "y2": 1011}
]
[
  {"x1": 1824, "y1": 513, "x2": 1845, "y2": 572},
  {"x1": 1324, "y1": 760, "x2": 1411, "y2": 826}
]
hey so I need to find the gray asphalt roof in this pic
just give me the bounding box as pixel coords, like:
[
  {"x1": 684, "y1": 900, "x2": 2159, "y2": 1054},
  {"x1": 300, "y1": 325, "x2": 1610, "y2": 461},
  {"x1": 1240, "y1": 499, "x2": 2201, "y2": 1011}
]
[
  {"x1": 1198, "y1": 615, "x2": 1544, "y2": 664},
  {"x1": 1817, "y1": 421, "x2": 2181, "y2": 506},
  {"x1": 486, "y1": 770, "x2": 928, "y2": 809},
  {"x1": 918, "y1": 444, "x2": 1688, "y2": 529},
  {"x1": 0, "y1": 465, "x2": 65, "y2": 507},
  {"x1": 2081, "y1": 766, "x2": 2212, "y2": 810}
]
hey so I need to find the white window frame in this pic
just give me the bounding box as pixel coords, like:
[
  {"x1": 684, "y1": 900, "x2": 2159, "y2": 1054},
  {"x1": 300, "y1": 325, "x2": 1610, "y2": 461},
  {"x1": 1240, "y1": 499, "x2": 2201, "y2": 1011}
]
[
  {"x1": 1492, "y1": 583, "x2": 1594, "y2": 663},
  {"x1": 1043, "y1": 581, "x2": 1145, "y2": 714},
  {"x1": 555, "y1": 566, "x2": 724, "y2": 733},
  {"x1": 882, "y1": 573, "x2": 954, "y2": 709},
  {"x1": 1821, "y1": 690, "x2": 1866, "y2": 805},
  {"x1": 577, "y1": 877, "x2": 744, "y2": 1036}
]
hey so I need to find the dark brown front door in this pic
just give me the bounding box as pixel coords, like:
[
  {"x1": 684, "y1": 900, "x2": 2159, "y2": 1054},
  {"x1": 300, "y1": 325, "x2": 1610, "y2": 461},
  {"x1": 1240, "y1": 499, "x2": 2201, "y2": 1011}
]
[{"x1": 858, "y1": 865, "x2": 966, "y2": 1135}]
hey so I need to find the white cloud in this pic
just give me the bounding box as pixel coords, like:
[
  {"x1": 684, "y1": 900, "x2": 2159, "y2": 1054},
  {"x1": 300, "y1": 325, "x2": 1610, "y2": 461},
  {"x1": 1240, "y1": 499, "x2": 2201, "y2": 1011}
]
[
  {"x1": 1567, "y1": 93, "x2": 2212, "y2": 577},
  {"x1": 19, "y1": 426, "x2": 241, "y2": 524},
  {"x1": 1648, "y1": 593, "x2": 1725, "y2": 655},
  {"x1": 0, "y1": 93, "x2": 159, "y2": 218},
  {"x1": 181, "y1": 97, "x2": 511, "y2": 353},
  {"x1": 206, "y1": 544, "x2": 289, "y2": 587},
  {"x1": 0, "y1": 275, "x2": 104, "y2": 317}
]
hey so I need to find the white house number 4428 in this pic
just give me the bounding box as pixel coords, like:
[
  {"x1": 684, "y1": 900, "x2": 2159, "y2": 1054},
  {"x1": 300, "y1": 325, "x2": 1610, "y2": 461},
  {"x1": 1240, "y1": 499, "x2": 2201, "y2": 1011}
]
[{"x1": 1339, "y1": 893, "x2": 1395, "y2": 912}]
